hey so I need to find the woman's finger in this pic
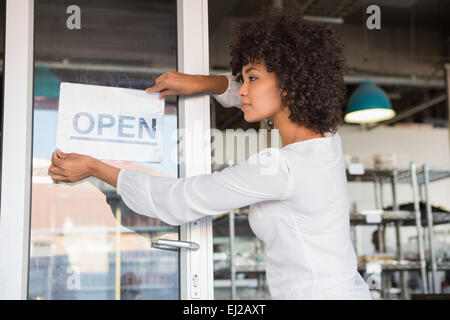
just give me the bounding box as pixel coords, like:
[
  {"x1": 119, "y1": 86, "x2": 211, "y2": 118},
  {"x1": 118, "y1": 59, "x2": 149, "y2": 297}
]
[
  {"x1": 159, "y1": 89, "x2": 178, "y2": 99},
  {"x1": 146, "y1": 83, "x2": 163, "y2": 93},
  {"x1": 48, "y1": 164, "x2": 64, "y2": 176},
  {"x1": 51, "y1": 151, "x2": 62, "y2": 166},
  {"x1": 56, "y1": 149, "x2": 69, "y2": 159},
  {"x1": 145, "y1": 85, "x2": 158, "y2": 93},
  {"x1": 50, "y1": 174, "x2": 67, "y2": 182}
]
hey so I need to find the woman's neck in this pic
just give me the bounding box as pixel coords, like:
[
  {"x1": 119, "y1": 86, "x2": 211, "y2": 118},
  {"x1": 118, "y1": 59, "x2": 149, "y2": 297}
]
[{"x1": 271, "y1": 111, "x2": 324, "y2": 147}]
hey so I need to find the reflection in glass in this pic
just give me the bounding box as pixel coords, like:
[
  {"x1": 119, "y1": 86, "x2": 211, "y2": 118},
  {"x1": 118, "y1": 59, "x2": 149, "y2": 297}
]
[{"x1": 29, "y1": 0, "x2": 179, "y2": 300}]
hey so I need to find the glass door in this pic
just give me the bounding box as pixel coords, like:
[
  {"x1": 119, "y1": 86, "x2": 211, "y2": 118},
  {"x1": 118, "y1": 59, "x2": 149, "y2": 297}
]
[
  {"x1": 29, "y1": 0, "x2": 179, "y2": 300},
  {"x1": 0, "y1": 0, "x2": 213, "y2": 300}
]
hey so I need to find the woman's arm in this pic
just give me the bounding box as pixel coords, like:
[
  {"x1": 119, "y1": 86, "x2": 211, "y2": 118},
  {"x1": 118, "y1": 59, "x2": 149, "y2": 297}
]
[
  {"x1": 145, "y1": 70, "x2": 242, "y2": 108},
  {"x1": 89, "y1": 158, "x2": 121, "y2": 188},
  {"x1": 49, "y1": 148, "x2": 293, "y2": 226},
  {"x1": 115, "y1": 148, "x2": 293, "y2": 226},
  {"x1": 145, "y1": 70, "x2": 229, "y2": 99},
  {"x1": 49, "y1": 149, "x2": 120, "y2": 187},
  {"x1": 210, "y1": 73, "x2": 242, "y2": 108}
]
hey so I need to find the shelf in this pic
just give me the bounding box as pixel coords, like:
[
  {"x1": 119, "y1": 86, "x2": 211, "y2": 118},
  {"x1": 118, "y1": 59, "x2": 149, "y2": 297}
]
[
  {"x1": 358, "y1": 260, "x2": 422, "y2": 272},
  {"x1": 346, "y1": 168, "x2": 450, "y2": 185},
  {"x1": 397, "y1": 170, "x2": 450, "y2": 185},
  {"x1": 215, "y1": 261, "x2": 450, "y2": 275},
  {"x1": 350, "y1": 210, "x2": 450, "y2": 226},
  {"x1": 351, "y1": 210, "x2": 413, "y2": 225},
  {"x1": 347, "y1": 169, "x2": 398, "y2": 182},
  {"x1": 434, "y1": 262, "x2": 450, "y2": 271},
  {"x1": 214, "y1": 279, "x2": 262, "y2": 288},
  {"x1": 358, "y1": 260, "x2": 450, "y2": 272},
  {"x1": 215, "y1": 265, "x2": 266, "y2": 276},
  {"x1": 216, "y1": 261, "x2": 450, "y2": 275},
  {"x1": 213, "y1": 209, "x2": 450, "y2": 227}
]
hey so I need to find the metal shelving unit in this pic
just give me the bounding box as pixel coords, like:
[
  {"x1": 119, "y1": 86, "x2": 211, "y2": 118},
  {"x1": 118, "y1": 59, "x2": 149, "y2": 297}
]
[
  {"x1": 212, "y1": 208, "x2": 267, "y2": 300},
  {"x1": 212, "y1": 164, "x2": 450, "y2": 300},
  {"x1": 347, "y1": 163, "x2": 450, "y2": 299}
]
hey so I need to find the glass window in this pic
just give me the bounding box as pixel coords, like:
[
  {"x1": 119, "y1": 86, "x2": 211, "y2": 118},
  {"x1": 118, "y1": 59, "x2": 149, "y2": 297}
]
[
  {"x1": 208, "y1": 0, "x2": 272, "y2": 300},
  {"x1": 29, "y1": 0, "x2": 179, "y2": 300}
]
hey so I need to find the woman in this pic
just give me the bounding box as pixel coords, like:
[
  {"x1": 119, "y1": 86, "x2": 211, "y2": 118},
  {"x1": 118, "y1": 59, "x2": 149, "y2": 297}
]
[{"x1": 49, "y1": 7, "x2": 371, "y2": 299}]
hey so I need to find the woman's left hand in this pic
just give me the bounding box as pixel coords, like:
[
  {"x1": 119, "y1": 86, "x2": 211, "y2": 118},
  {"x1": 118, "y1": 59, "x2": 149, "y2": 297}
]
[{"x1": 48, "y1": 149, "x2": 93, "y2": 183}]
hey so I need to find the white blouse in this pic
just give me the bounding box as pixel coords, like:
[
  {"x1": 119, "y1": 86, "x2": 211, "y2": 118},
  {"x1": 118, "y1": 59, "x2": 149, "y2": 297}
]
[{"x1": 117, "y1": 73, "x2": 372, "y2": 300}]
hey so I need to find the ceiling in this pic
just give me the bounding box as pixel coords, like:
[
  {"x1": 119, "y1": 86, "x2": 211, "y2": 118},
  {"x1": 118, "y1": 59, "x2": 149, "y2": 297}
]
[
  {"x1": 208, "y1": 0, "x2": 450, "y2": 130},
  {"x1": 209, "y1": 0, "x2": 450, "y2": 30},
  {"x1": 0, "y1": 0, "x2": 448, "y2": 129}
]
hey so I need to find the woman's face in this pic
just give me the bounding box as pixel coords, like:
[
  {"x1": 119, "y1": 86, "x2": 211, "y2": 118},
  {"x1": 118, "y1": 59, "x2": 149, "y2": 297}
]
[{"x1": 238, "y1": 60, "x2": 286, "y2": 123}]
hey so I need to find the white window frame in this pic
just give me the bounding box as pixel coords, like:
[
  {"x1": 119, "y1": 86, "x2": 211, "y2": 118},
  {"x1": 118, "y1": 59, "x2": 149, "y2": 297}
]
[
  {"x1": 177, "y1": 0, "x2": 214, "y2": 300},
  {"x1": 0, "y1": 0, "x2": 34, "y2": 300},
  {"x1": 0, "y1": 0, "x2": 213, "y2": 300}
]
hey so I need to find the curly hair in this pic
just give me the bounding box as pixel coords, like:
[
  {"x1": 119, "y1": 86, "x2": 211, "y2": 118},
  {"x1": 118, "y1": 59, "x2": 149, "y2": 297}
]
[{"x1": 229, "y1": 6, "x2": 347, "y2": 134}]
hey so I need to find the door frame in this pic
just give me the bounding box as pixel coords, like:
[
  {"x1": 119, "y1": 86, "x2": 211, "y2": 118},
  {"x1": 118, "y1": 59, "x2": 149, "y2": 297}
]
[
  {"x1": 177, "y1": 0, "x2": 214, "y2": 300},
  {"x1": 0, "y1": 0, "x2": 214, "y2": 300},
  {"x1": 0, "y1": 0, "x2": 34, "y2": 300}
]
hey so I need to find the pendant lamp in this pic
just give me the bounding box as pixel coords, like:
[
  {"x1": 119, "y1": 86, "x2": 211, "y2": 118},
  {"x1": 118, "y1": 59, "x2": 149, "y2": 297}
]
[{"x1": 344, "y1": 81, "x2": 395, "y2": 124}]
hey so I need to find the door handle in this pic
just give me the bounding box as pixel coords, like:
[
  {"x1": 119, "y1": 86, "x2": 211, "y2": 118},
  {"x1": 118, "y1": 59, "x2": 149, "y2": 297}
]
[{"x1": 151, "y1": 239, "x2": 200, "y2": 252}]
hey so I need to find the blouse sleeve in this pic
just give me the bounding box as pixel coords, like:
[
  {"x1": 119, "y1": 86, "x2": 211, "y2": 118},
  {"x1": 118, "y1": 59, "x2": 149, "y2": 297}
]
[
  {"x1": 211, "y1": 73, "x2": 241, "y2": 109},
  {"x1": 116, "y1": 148, "x2": 293, "y2": 226}
]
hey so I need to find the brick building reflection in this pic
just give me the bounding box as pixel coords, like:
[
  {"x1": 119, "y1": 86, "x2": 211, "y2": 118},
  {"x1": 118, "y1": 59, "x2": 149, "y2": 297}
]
[{"x1": 29, "y1": 159, "x2": 179, "y2": 300}]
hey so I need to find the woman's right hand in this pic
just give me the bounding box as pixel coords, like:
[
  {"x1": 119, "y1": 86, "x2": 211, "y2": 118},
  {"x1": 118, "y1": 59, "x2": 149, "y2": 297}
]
[
  {"x1": 145, "y1": 70, "x2": 202, "y2": 100},
  {"x1": 145, "y1": 70, "x2": 228, "y2": 99}
]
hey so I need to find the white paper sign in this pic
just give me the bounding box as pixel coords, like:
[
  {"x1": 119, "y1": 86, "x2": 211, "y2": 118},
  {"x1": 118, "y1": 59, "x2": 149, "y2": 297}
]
[{"x1": 56, "y1": 82, "x2": 164, "y2": 162}]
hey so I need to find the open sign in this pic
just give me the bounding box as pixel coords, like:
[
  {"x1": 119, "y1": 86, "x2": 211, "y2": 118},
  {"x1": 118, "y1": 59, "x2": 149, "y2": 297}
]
[
  {"x1": 71, "y1": 112, "x2": 157, "y2": 144},
  {"x1": 56, "y1": 82, "x2": 164, "y2": 162}
]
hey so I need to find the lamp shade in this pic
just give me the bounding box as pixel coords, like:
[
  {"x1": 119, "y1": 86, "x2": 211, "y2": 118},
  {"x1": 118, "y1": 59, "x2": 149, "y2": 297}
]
[
  {"x1": 34, "y1": 66, "x2": 61, "y2": 99},
  {"x1": 344, "y1": 81, "x2": 395, "y2": 124}
]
